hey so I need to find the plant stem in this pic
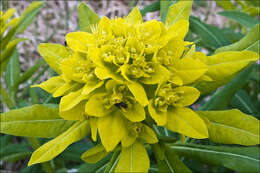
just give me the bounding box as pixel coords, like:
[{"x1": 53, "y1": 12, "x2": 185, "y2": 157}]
[
  {"x1": 27, "y1": 138, "x2": 54, "y2": 173},
  {"x1": 0, "y1": 82, "x2": 15, "y2": 109}
]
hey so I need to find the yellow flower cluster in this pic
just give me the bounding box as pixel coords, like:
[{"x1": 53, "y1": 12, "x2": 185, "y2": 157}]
[
  {"x1": 34, "y1": 7, "x2": 212, "y2": 170},
  {"x1": 33, "y1": 3, "x2": 258, "y2": 171}
]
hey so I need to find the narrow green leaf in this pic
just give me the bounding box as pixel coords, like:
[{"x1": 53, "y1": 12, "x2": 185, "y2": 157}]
[
  {"x1": 28, "y1": 120, "x2": 90, "y2": 166},
  {"x1": 216, "y1": 24, "x2": 260, "y2": 53},
  {"x1": 221, "y1": 27, "x2": 243, "y2": 42},
  {"x1": 153, "y1": 144, "x2": 191, "y2": 173},
  {"x1": 170, "y1": 143, "x2": 260, "y2": 172},
  {"x1": 216, "y1": 0, "x2": 235, "y2": 10},
  {"x1": 0, "y1": 135, "x2": 12, "y2": 148},
  {"x1": 201, "y1": 64, "x2": 254, "y2": 110},
  {"x1": 58, "y1": 142, "x2": 91, "y2": 162},
  {"x1": 0, "y1": 82, "x2": 16, "y2": 109},
  {"x1": 0, "y1": 38, "x2": 26, "y2": 75},
  {"x1": 78, "y1": 2, "x2": 100, "y2": 33},
  {"x1": 0, "y1": 105, "x2": 75, "y2": 138},
  {"x1": 0, "y1": 38, "x2": 26, "y2": 62},
  {"x1": 81, "y1": 144, "x2": 109, "y2": 163},
  {"x1": 246, "y1": 40, "x2": 260, "y2": 53},
  {"x1": 189, "y1": 16, "x2": 231, "y2": 49},
  {"x1": 29, "y1": 87, "x2": 40, "y2": 104},
  {"x1": 230, "y1": 89, "x2": 259, "y2": 115},
  {"x1": 104, "y1": 150, "x2": 120, "y2": 173},
  {"x1": 4, "y1": 49, "x2": 20, "y2": 94},
  {"x1": 0, "y1": 25, "x2": 18, "y2": 51},
  {"x1": 13, "y1": 59, "x2": 45, "y2": 88},
  {"x1": 2, "y1": 152, "x2": 32, "y2": 162},
  {"x1": 16, "y1": 2, "x2": 44, "y2": 33},
  {"x1": 78, "y1": 153, "x2": 112, "y2": 173},
  {"x1": 197, "y1": 109, "x2": 260, "y2": 145},
  {"x1": 160, "y1": 0, "x2": 173, "y2": 21},
  {"x1": 218, "y1": 10, "x2": 259, "y2": 28},
  {"x1": 0, "y1": 141, "x2": 32, "y2": 162},
  {"x1": 140, "y1": 1, "x2": 160, "y2": 17}
]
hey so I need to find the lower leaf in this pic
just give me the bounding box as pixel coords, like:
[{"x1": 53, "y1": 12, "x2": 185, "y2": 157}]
[
  {"x1": 0, "y1": 105, "x2": 75, "y2": 138},
  {"x1": 170, "y1": 143, "x2": 260, "y2": 172},
  {"x1": 28, "y1": 120, "x2": 90, "y2": 166},
  {"x1": 197, "y1": 109, "x2": 260, "y2": 145}
]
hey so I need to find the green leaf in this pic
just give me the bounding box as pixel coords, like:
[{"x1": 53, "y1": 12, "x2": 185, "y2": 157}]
[
  {"x1": 153, "y1": 144, "x2": 192, "y2": 173},
  {"x1": 230, "y1": 89, "x2": 259, "y2": 115},
  {"x1": 194, "y1": 51, "x2": 259, "y2": 95},
  {"x1": 0, "y1": 24, "x2": 19, "y2": 51},
  {"x1": 170, "y1": 143, "x2": 260, "y2": 172},
  {"x1": 0, "y1": 135, "x2": 12, "y2": 148},
  {"x1": 160, "y1": 0, "x2": 174, "y2": 22},
  {"x1": 197, "y1": 109, "x2": 260, "y2": 145},
  {"x1": 140, "y1": 1, "x2": 160, "y2": 17},
  {"x1": 0, "y1": 38, "x2": 26, "y2": 62},
  {"x1": 38, "y1": 43, "x2": 69, "y2": 74},
  {"x1": 246, "y1": 40, "x2": 260, "y2": 53},
  {"x1": 81, "y1": 144, "x2": 109, "y2": 163},
  {"x1": 16, "y1": 2, "x2": 44, "y2": 33},
  {"x1": 78, "y1": 2, "x2": 100, "y2": 33},
  {"x1": 28, "y1": 120, "x2": 90, "y2": 166},
  {"x1": 189, "y1": 16, "x2": 231, "y2": 49},
  {"x1": 0, "y1": 38, "x2": 26, "y2": 75},
  {"x1": 165, "y1": 0, "x2": 193, "y2": 26},
  {"x1": 2, "y1": 151, "x2": 32, "y2": 162},
  {"x1": 0, "y1": 142, "x2": 31, "y2": 162},
  {"x1": 216, "y1": 0, "x2": 235, "y2": 10},
  {"x1": 221, "y1": 27, "x2": 244, "y2": 42},
  {"x1": 4, "y1": 49, "x2": 20, "y2": 94},
  {"x1": 216, "y1": 24, "x2": 260, "y2": 53},
  {"x1": 58, "y1": 141, "x2": 92, "y2": 162},
  {"x1": 0, "y1": 105, "x2": 75, "y2": 138},
  {"x1": 13, "y1": 59, "x2": 46, "y2": 87},
  {"x1": 201, "y1": 64, "x2": 254, "y2": 110},
  {"x1": 218, "y1": 10, "x2": 259, "y2": 28},
  {"x1": 104, "y1": 150, "x2": 120, "y2": 173},
  {"x1": 115, "y1": 141, "x2": 150, "y2": 173},
  {"x1": 78, "y1": 153, "x2": 112, "y2": 173}
]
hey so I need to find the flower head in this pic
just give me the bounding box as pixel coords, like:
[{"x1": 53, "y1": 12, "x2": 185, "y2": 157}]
[
  {"x1": 31, "y1": 1, "x2": 259, "y2": 172},
  {"x1": 34, "y1": 5, "x2": 209, "y2": 155}
]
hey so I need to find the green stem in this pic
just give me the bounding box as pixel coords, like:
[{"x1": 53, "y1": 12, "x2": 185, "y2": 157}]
[
  {"x1": 0, "y1": 82, "x2": 15, "y2": 109},
  {"x1": 27, "y1": 138, "x2": 54, "y2": 173},
  {"x1": 19, "y1": 65, "x2": 48, "y2": 100},
  {"x1": 104, "y1": 150, "x2": 120, "y2": 173}
]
